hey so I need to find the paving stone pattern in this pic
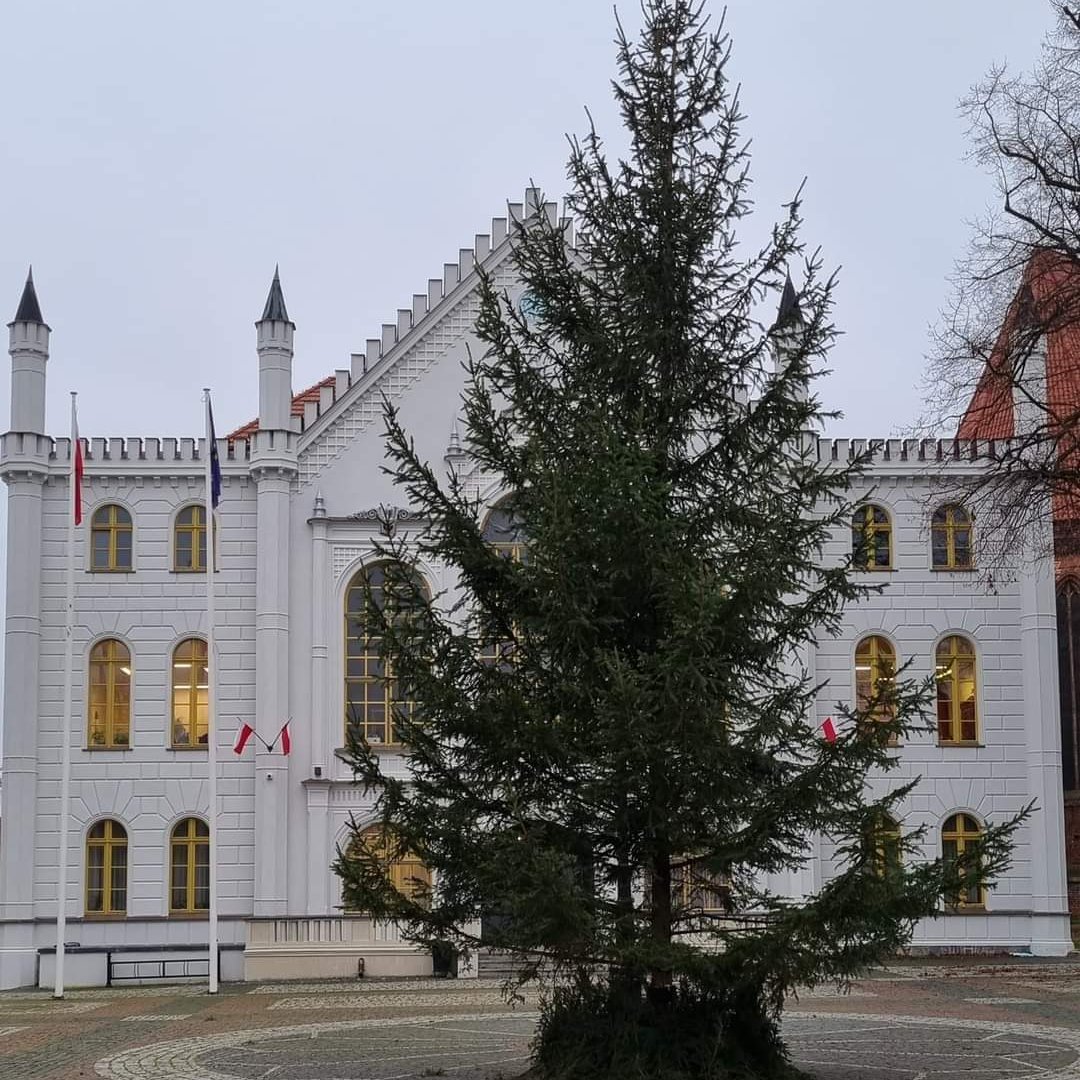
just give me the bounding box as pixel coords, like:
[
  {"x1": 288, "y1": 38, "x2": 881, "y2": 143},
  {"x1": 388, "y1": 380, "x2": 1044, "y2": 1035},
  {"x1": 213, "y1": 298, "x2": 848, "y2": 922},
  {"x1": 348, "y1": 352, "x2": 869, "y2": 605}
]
[{"x1": 4, "y1": 960, "x2": 1080, "y2": 1079}]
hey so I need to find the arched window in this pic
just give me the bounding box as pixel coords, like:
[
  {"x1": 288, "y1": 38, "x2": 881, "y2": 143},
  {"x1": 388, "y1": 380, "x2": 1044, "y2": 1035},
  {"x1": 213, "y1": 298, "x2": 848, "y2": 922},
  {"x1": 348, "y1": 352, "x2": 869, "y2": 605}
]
[
  {"x1": 935, "y1": 635, "x2": 978, "y2": 745},
  {"x1": 88, "y1": 639, "x2": 131, "y2": 748},
  {"x1": 90, "y1": 505, "x2": 133, "y2": 571},
  {"x1": 1057, "y1": 578, "x2": 1080, "y2": 791},
  {"x1": 941, "y1": 813, "x2": 985, "y2": 909},
  {"x1": 854, "y1": 635, "x2": 896, "y2": 723},
  {"x1": 174, "y1": 506, "x2": 207, "y2": 572},
  {"x1": 170, "y1": 818, "x2": 210, "y2": 914},
  {"x1": 86, "y1": 820, "x2": 127, "y2": 916},
  {"x1": 343, "y1": 825, "x2": 431, "y2": 911},
  {"x1": 931, "y1": 504, "x2": 974, "y2": 570},
  {"x1": 852, "y1": 504, "x2": 892, "y2": 570},
  {"x1": 868, "y1": 813, "x2": 902, "y2": 877},
  {"x1": 171, "y1": 639, "x2": 208, "y2": 748},
  {"x1": 481, "y1": 501, "x2": 528, "y2": 563},
  {"x1": 344, "y1": 562, "x2": 426, "y2": 746}
]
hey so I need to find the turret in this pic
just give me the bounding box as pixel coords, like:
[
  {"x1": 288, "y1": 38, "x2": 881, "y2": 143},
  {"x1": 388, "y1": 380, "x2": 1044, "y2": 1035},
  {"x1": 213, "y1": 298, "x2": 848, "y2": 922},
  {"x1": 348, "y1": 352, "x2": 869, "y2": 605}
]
[
  {"x1": 256, "y1": 266, "x2": 294, "y2": 431},
  {"x1": 7, "y1": 268, "x2": 49, "y2": 433}
]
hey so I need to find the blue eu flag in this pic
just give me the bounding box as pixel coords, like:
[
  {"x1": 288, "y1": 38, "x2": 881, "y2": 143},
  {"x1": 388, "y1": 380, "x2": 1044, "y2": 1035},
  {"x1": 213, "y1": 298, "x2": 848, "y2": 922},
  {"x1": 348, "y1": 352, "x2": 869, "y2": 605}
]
[{"x1": 208, "y1": 397, "x2": 222, "y2": 508}]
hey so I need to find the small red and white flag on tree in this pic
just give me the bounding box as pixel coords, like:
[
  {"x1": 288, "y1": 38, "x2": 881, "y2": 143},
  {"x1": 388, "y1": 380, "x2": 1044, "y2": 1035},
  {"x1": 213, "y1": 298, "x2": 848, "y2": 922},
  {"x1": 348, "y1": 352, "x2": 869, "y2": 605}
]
[
  {"x1": 278, "y1": 721, "x2": 291, "y2": 756},
  {"x1": 71, "y1": 396, "x2": 84, "y2": 526},
  {"x1": 232, "y1": 722, "x2": 255, "y2": 755},
  {"x1": 821, "y1": 717, "x2": 838, "y2": 744}
]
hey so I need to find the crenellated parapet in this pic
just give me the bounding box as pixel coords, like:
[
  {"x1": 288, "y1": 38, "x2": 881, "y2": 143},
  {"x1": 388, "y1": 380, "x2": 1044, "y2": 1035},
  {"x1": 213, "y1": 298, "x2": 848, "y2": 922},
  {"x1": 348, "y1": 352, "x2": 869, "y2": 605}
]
[{"x1": 817, "y1": 435, "x2": 1013, "y2": 470}]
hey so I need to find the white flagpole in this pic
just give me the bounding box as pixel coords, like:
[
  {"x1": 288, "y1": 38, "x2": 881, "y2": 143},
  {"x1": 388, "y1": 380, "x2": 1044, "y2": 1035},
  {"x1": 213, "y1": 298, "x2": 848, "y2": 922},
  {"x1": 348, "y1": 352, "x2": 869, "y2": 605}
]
[
  {"x1": 54, "y1": 392, "x2": 78, "y2": 999},
  {"x1": 204, "y1": 389, "x2": 219, "y2": 994}
]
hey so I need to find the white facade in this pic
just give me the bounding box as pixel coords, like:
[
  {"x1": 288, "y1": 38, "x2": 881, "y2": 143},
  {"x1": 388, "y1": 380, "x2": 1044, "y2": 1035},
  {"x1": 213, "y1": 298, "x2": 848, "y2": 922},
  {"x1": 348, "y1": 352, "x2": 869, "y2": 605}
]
[{"x1": 0, "y1": 191, "x2": 1071, "y2": 988}]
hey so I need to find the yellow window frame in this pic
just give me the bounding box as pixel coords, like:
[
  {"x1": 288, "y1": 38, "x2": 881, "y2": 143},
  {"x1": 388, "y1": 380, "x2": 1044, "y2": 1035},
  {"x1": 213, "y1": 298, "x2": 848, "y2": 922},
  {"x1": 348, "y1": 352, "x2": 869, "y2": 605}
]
[
  {"x1": 942, "y1": 812, "x2": 986, "y2": 909},
  {"x1": 86, "y1": 819, "x2": 127, "y2": 916},
  {"x1": 87, "y1": 638, "x2": 131, "y2": 748},
  {"x1": 174, "y1": 505, "x2": 209, "y2": 572},
  {"x1": 935, "y1": 635, "x2": 979, "y2": 745},
  {"x1": 852, "y1": 504, "x2": 892, "y2": 570},
  {"x1": 169, "y1": 817, "x2": 210, "y2": 914},
  {"x1": 171, "y1": 638, "x2": 208, "y2": 748},
  {"x1": 854, "y1": 635, "x2": 897, "y2": 727},
  {"x1": 345, "y1": 826, "x2": 431, "y2": 910},
  {"x1": 344, "y1": 563, "x2": 425, "y2": 747},
  {"x1": 89, "y1": 504, "x2": 133, "y2": 572},
  {"x1": 931, "y1": 504, "x2": 974, "y2": 570}
]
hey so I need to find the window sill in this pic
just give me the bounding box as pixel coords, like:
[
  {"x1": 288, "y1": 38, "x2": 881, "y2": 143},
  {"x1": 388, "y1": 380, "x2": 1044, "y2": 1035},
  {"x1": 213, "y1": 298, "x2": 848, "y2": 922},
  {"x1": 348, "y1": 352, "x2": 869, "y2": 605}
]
[
  {"x1": 83, "y1": 912, "x2": 128, "y2": 921},
  {"x1": 169, "y1": 744, "x2": 209, "y2": 752},
  {"x1": 937, "y1": 741, "x2": 983, "y2": 749},
  {"x1": 930, "y1": 566, "x2": 976, "y2": 573},
  {"x1": 168, "y1": 911, "x2": 210, "y2": 920},
  {"x1": 338, "y1": 743, "x2": 404, "y2": 754},
  {"x1": 87, "y1": 568, "x2": 135, "y2": 575},
  {"x1": 943, "y1": 905, "x2": 986, "y2": 915},
  {"x1": 85, "y1": 745, "x2": 133, "y2": 752}
]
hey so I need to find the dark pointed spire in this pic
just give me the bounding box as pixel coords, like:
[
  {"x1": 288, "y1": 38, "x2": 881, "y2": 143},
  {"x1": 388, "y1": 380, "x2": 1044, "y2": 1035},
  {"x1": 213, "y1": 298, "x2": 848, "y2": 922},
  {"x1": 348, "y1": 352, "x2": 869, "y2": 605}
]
[
  {"x1": 260, "y1": 265, "x2": 290, "y2": 323},
  {"x1": 772, "y1": 273, "x2": 803, "y2": 331},
  {"x1": 12, "y1": 267, "x2": 44, "y2": 325}
]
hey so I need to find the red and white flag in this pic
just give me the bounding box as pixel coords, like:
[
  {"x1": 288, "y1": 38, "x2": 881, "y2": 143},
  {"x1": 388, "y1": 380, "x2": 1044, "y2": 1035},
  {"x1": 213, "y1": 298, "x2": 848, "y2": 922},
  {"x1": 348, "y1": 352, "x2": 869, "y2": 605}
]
[
  {"x1": 821, "y1": 717, "x2": 838, "y2": 744},
  {"x1": 232, "y1": 722, "x2": 255, "y2": 755},
  {"x1": 71, "y1": 397, "x2": 84, "y2": 525},
  {"x1": 278, "y1": 721, "x2": 291, "y2": 756}
]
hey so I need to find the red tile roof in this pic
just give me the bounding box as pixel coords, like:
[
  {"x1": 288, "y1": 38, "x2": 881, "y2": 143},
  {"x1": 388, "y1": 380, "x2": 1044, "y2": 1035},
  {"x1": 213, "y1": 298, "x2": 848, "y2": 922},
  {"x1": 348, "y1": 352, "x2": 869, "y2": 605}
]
[{"x1": 226, "y1": 375, "x2": 337, "y2": 441}]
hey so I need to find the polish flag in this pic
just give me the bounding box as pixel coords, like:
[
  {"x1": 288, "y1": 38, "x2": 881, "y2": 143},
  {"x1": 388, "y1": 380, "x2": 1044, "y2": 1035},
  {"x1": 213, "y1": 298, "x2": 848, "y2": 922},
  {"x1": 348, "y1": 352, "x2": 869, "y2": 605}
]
[
  {"x1": 822, "y1": 717, "x2": 838, "y2": 744},
  {"x1": 71, "y1": 397, "x2": 84, "y2": 526},
  {"x1": 232, "y1": 722, "x2": 255, "y2": 755},
  {"x1": 278, "y1": 722, "x2": 291, "y2": 756}
]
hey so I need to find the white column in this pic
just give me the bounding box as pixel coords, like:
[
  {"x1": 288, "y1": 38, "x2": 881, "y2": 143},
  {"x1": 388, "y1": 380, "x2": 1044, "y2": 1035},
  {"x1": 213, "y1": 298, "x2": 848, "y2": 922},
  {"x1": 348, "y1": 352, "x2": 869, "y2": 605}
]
[
  {"x1": 305, "y1": 782, "x2": 331, "y2": 914},
  {"x1": 0, "y1": 459, "x2": 47, "y2": 920},
  {"x1": 252, "y1": 452, "x2": 293, "y2": 915}
]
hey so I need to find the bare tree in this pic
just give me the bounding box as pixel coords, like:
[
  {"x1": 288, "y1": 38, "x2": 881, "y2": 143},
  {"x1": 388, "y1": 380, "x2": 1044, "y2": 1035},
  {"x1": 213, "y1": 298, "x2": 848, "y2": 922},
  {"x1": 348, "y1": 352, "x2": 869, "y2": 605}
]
[{"x1": 922, "y1": 3, "x2": 1080, "y2": 568}]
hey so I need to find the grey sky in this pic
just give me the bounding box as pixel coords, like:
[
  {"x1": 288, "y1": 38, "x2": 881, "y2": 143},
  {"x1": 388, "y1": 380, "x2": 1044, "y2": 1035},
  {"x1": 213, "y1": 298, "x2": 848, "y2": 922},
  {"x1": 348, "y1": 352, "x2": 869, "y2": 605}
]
[{"x1": 0, "y1": 1, "x2": 1049, "y2": 441}]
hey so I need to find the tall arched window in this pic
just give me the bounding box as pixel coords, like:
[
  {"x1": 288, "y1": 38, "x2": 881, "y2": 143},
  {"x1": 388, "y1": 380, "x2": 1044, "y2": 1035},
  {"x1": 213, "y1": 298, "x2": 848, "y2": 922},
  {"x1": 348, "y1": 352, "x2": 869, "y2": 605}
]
[
  {"x1": 171, "y1": 639, "x2": 208, "y2": 748},
  {"x1": 941, "y1": 813, "x2": 985, "y2": 909},
  {"x1": 90, "y1": 505, "x2": 133, "y2": 571},
  {"x1": 854, "y1": 635, "x2": 896, "y2": 723},
  {"x1": 174, "y1": 506, "x2": 207, "y2": 572},
  {"x1": 672, "y1": 855, "x2": 730, "y2": 914},
  {"x1": 1057, "y1": 578, "x2": 1080, "y2": 791},
  {"x1": 852, "y1": 504, "x2": 892, "y2": 570},
  {"x1": 931, "y1": 504, "x2": 974, "y2": 569},
  {"x1": 86, "y1": 820, "x2": 127, "y2": 916},
  {"x1": 481, "y1": 501, "x2": 528, "y2": 563},
  {"x1": 170, "y1": 818, "x2": 210, "y2": 914},
  {"x1": 868, "y1": 813, "x2": 902, "y2": 878},
  {"x1": 343, "y1": 825, "x2": 431, "y2": 911},
  {"x1": 935, "y1": 635, "x2": 978, "y2": 745},
  {"x1": 344, "y1": 563, "x2": 426, "y2": 746},
  {"x1": 88, "y1": 639, "x2": 131, "y2": 748}
]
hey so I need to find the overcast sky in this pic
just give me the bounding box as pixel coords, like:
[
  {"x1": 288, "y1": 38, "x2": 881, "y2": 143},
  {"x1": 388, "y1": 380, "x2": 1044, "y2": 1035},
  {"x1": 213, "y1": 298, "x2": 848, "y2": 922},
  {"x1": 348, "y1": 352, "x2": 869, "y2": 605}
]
[{"x1": 0, "y1": 0, "x2": 1051, "y2": 444}]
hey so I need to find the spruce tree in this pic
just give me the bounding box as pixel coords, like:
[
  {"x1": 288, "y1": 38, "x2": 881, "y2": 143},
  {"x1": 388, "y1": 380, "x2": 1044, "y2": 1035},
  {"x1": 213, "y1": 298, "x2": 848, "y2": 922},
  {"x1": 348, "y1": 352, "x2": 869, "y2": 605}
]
[{"x1": 336, "y1": 3, "x2": 1022, "y2": 1076}]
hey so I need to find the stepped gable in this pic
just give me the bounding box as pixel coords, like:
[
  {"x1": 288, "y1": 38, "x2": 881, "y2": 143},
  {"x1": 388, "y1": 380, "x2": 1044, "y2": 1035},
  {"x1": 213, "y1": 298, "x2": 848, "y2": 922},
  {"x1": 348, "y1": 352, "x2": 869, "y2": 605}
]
[
  {"x1": 289, "y1": 187, "x2": 570, "y2": 486},
  {"x1": 227, "y1": 375, "x2": 336, "y2": 441},
  {"x1": 958, "y1": 250, "x2": 1080, "y2": 518}
]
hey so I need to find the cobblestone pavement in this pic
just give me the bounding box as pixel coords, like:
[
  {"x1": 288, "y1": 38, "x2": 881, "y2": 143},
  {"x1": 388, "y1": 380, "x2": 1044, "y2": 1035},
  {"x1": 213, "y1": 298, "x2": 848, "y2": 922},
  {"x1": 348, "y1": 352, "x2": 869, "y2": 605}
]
[{"x1": 6, "y1": 959, "x2": 1080, "y2": 1079}]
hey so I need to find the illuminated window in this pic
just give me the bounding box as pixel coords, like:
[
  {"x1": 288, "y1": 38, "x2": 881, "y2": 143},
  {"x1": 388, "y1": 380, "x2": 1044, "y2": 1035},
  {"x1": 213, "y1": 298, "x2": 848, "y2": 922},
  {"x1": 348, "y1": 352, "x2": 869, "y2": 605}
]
[
  {"x1": 935, "y1": 635, "x2": 978, "y2": 745},
  {"x1": 344, "y1": 563, "x2": 426, "y2": 746},
  {"x1": 852, "y1": 504, "x2": 892, "y2": 570},
  {"x1": 86, "y1": 820, "x2": 127, "y2": 916},
  {"x1": 171, "y1": 639, "x2": 208, "y2": 748},
  {"x1": 90, "y1": 505, "x2": 133, "y2": 571},
  {"x1": 174, "y1": 506, "x2": 207, "y2": 572},
  {"x1": 854, "y1": 635, "x2": 896, "y2": 723},
  {"x1": 170, "y1": 818, "x2": 210, "y2": 914},
  {"x1": 868, "y1": 813, "x2": 902, "y2": 877},
  {"x1": 672, "y1": 855, "x2": 730, "y2": 914},
  {"x1": 941, "y1": 813, "x2": 985, "y2": 909},
  {"x1": 343, "y1": 825, "x2": 431, "y2": 910},
  {"x1": 87, "y1": 639, "x2": 131, "y2": 748},
  {"x1": 931, "y1": 504, "x2": 974, "y2": 569}
]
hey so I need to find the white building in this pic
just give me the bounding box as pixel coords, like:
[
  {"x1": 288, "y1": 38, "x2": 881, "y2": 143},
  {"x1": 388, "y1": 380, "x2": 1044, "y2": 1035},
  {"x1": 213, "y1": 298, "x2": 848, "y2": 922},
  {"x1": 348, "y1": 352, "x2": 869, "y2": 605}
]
[{"x1": 0, "y1": 191, "x2": 1072, "y2": 989}]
